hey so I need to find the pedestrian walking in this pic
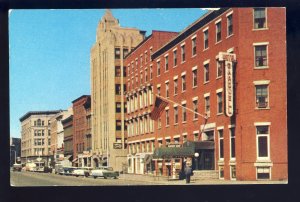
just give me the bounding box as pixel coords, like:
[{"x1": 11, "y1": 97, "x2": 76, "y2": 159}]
[{"x1": 184, "y1": 165, "x2": 192, "y2": 184}]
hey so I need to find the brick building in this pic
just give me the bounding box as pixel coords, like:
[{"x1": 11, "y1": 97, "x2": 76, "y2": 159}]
[
  {"x1": 125, "y1": 8, "x2": 287, "y2": 181},
  {"x1": 62, "y1": 107, "x2": 73, "y2": 162},
  {"x1": 72, "y1": 95, "x2": 92, "y2": 167},
  {"x1": 124, "y1": 30, "x2": 179, "y2": 174}
]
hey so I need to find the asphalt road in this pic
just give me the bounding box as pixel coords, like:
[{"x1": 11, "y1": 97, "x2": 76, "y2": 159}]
[{"x1": 10, "y1": 171, "x2": 162, "y2": 186}]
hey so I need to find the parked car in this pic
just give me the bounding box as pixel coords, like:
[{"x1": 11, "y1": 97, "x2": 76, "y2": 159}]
[
  {"x1": 90, "y1": 167, "x2": 119, "y2": 179},
  {"x1": 61, "y1": 167, "x2": 76, "y2": 176},
  {"x1": 12, "y1": 164, "x2": 22, "y2": 172},
  {"x1": 73, "y1": 167, "x2": 93, "y2": 177},
  {"x1": 55, "y1": 164, "x2": 64, "y2": 174}
]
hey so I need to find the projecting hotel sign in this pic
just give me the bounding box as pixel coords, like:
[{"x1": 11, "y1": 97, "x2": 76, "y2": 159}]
[{"x1": 219, "y1": 52, "x2": 236, "y2": 117}]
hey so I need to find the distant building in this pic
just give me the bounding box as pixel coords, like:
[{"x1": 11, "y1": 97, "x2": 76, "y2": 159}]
[
  {"x1": 10, "y1": 137, "x2": 21, "y2": 166},
  {"x1": 90, "y1": 10, "x2": 146, "y2": 171},
  {"x1": 72, "y1": 95, "x2": 92, "y2": 167},
  {"x1": 62, "y1": 107, "x2": 73, "y2": 163},
  {"x1": 19, "y1": 110, "x2": 62, "y2": 166}
]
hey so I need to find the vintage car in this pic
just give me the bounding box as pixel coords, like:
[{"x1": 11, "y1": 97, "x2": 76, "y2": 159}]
[
  {"x1": 12, "y1": 164, "x2": 22, "y2": 172},
  {"x1": 90, "y1": 167, "x2": 119, "y2": 179},
  {"x1": 73, "y1": 167, "x2": 93, "y2": 177},
  {"x1": 60, "y1": 167, "x2": 76, "y2": 176}
]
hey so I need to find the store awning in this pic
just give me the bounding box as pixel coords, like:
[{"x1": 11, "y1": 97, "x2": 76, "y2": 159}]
[
  {"x1": 153, "y1": 147, "x2": 194, "y2": 159},
  {"x1": 183, "y1": 141, "x2": 215, "y2": 150}
]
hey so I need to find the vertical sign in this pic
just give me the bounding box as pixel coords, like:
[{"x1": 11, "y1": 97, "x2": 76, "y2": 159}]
[{"x1": 219, "y1": 52, "x2": 236, "y2": 117}]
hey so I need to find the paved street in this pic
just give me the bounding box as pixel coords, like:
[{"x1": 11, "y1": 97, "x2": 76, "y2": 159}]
[{"x1": 10, "y1": 171, "x2": 287, "y2": 186}]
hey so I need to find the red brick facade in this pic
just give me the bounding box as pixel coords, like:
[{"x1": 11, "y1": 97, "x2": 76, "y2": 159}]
[{"x1": 125, "y1": 8, "x2": 287, "y2": 181}]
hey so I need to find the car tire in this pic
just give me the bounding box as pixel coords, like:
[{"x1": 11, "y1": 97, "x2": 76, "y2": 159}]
[
  {"x1": 104, "y1": 176, "x2": 107, "y2": 179},
  {"x1": 93, "y1": 176, "x2": 97, "y2": 179}
]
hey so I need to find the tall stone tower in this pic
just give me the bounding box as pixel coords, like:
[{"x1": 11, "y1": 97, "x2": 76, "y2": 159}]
[{"x1": 90, "y1": 10, "x2": 145, "y2": 171}]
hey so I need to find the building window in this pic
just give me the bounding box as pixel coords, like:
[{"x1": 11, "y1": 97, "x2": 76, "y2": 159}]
[
  {"x1": 230, "y1": 128, "x2": 235, "y2": 159},
  {"x1": 173, "y1": 50, "x2": 177, "y2": 67},
  {"x1": 139, "y1": 92, "x2": 143, "y2": 108},
  {"x1": 150, "y1": 65, "x2": 153, "y2": 80},
  {"x1": 140, "y1": 72, "x2": 143, "y2": 84},
  {"x1": 204, "y1": 30, "x2": 209, "y2": 49},
  {"x1": 115, "y1": 66, "x2": 121, "y2": 77},
  {"x1": 182, "y1": 103, "x2": 187, "y2": 122},
  {"x1": 145, "y1": 52, "x2": 148, "y2": 64},
  {"x1": 204, "y1": 63, "x2": 209, "y2": 83},
  {"x1": 183, "y1": 134, "x2": 187, "y2": 143},
  {"x1": 123, "y1": 66, "x2": 127, "y2": 77},
  {"x1": 219, "y1": 166, "x2": 224, "y2": 179},
  {"x1": 174, "y1": 79, "x2": 178, "y2": 95},
  {"x1": 217, "y1": 60, "x2": 222, "y2": 78},
  {"x1": 165, "y1": 109, "x2": 170, "y2": 126},
  {"x1": 192, "y1": 69, "x2": 198, "y2": 87},
  {"x1": 257, "y1": 167, "x2": 270, "y2": 180},
  {"x1": 227, "y1": 14, "x2": 233, "y2": 36},
  {"x1": 157, "y1": 61, "x2": 161, "y2": 76},
  {"x1": 231, "y1": 166, "x2": 236, "y2": 179},
  {"x1": 115, "y1": 48, "x2": 121, "y2": 59},
  {"x1": 165, "y1": 56, "x2": 169, "y2": 72},
  {"x1": 115, "y1": 84, "x2": 121, "y2": 95},
  {"x1": 255, "y1": 45, "x2": 267, "y2": 67},
  {"x1": 192, "y1": 37, "x2": 197, "y2": 56},
  {"x1": 217, "y1": 92, "x2": 223, "y2": 114},
  {"x1": 254, "y1": 8, "x2": 266, "y2": 29},
  {"x1": 157, "y1": 86, "x2": 161, "y2": 96},
  {"x1": 140, "y1": 55, "x2": 143, "y2": 66},
  {"x1": 194, "y1": 132, "x2": 199, "y2": 141},
  {"x1": 193, "y1": 100, "x2": 198, "y2": 120},
  {"x1": 123, "y1": 48, "x2": 129, "y2": 59},
  {"x1": 116, "y1": 102, "x2": 121, "y2": 112},
  {"x1": 181, "y1": 75, "x2": 186, "y2": 92},
  {"x1": 218, "y1": 129, "x2": 224, "y2": 159},
  {"x1": 174, "y1": 106, "x2": 178, "y2": 124},
  {"x1": 205, "y1": 96, "x2": 210, "y2": 115},
  {"x1": 37, "y1": 119, "x2": 41, "y2": 126},
  {"x1": 216, "y1": 21, "x2": 222, "y2": 42},
  {"x1": 181, "y1": 45, "x2": 185, "y2": 62},
  {"x1": 256, "y1": 125, "x2": 269, "y2": 159},
  {"x1": 145, "y1": 70, "x2": 148, "y2": 82},
  {"x1": 165, "y1": 82, "x2": 169, "y2": 98},
  {"x1": 255, "y1": 85, "x2": 269, "y2": 108}
]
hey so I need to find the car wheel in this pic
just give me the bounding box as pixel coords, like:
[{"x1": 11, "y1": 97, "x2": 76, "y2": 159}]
[
  {"x1": 104, "y1": 176, "x2": 107, "y2": 179},
  {"x1": 93, "y1": 176, "x2": 97, "y2": 179},
  {"x1": 114, "y1": 177, "x2": 117, "y2": 179}
]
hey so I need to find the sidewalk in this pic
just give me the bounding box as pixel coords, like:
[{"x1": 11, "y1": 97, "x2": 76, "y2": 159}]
[{"x1": 118, "y1": 173, "x2": 288, "y2": 185}]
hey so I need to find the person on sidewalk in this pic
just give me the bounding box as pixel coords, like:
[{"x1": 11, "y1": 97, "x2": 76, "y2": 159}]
[{"x1": 184, "y1": 165, "x2": 192, "y2": 184}]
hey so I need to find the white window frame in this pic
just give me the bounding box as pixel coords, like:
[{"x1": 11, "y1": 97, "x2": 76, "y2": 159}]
[
  {"x1": 218, "y1": 129, "x2": 224, "y2": 160},
  {"x1": 226, "y1": 11, "x2": 234, "y2": 37},
  {"x1": 255, "y1": 122, "x2": 271, "y2": 161},
  {"x1": 253, "y1": 7, "x2": 268, "y2": 30},
  {"x1": 253, "y1": 42, "x2": 269, "y2": 69},
  {"x1": 191, "y1": 36, "x2": 197, "y2": 56},
  {"x1": 229, "y1": 126, "x2": 236, "y2": 161},
  {"x1": 254, "y1": 81, "x2": 270, "y2": 109},
  {"x1": 173, "y1": 48, "x2": 178, "y2": 67},
  {"x1": 215, "y1": 19, "x2": 222, "y2": 43},
  {"x1": 203, "y1": 28, "x2": 209, "y2": 50},
  {"x1": 181, "y1": 44, "x2": 186, "y2": 63}
]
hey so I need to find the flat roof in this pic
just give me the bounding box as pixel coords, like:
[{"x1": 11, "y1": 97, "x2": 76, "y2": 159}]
[{"x1": 19, "y1": 110, "x2": 63, "y2": 122}]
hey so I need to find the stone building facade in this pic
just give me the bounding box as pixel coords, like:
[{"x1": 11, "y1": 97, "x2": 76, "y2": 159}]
[
  {"x1": 19, "y1": 110, "x2": 62, "y2": 166},
  {"x1": 90, "y1": 10, "x2": 146, "y2": 171},
  {"x1": 62, "y1": 107, "x2": 73, "y2": 161}
]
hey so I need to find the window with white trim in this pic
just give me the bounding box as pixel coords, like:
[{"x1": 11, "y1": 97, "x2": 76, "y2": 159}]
[
  {"x1": 173, "y1": 50, "x2": 177, "y2": 67},
  {"x1": 165, "y1": 82, "x2": 169, "y2": 98},
  {"x1": 219, "y1": 166, "x2": 224, "y2": 179},
  {"x1": 254, "y1": 8, "x2": 266, "y2": 29},
  {"x1": 217, "y1": 60, "x2": 222, "y2": 78},
  {"x1": 194, "y1": 131, "x2": 199, "y2": 141},
  {"x1": 204, "y1": 63, "x2": 209, "y2": 83},
  {"x1": 181, "y1": 75, "x2": 186, "y2": 92},
  {"x1": 217, "y1": 92, "x2": 223, "y2": 114},
  {"x1": 256, "y1": 125, "x2": 269, "y2": 159},
  {"x1": 192, "y1": 37, "x2": 197, "y2": 56},
  {"x1": 255, "y1": 85, "x2": 269, "y2": 108},
  {"x1": 174, "y1": 106, "x2": 178, "y2": 124},
  {"x1": 174, "y1": 79, "x2": 178, "y2": 95},
  {"x1": 157, "y1": 86, "x2": 161, "y2": 96},
  {"x1": 192, "y1": 69, "x2": 198, "y2": 87},
  {"x1": 231, "y1": 165, "x2": 236, "y2": 179},
  {"x1": 150, "y1": 65, "x2": 153, "y2": 80},
  {"x1": 182, "y1": 103, "x2": 187, "y2": 122},
  {"x1": 193, "y1": 99, "x2": 198, "y2": 120},
  {"x1": 165, "y1": 56, "x2": 169, "y2": 71},
  {"x1": 216, "y1": 21, "x2": 222, "y2": 42},
  {"x1": 165, "y1": 109, "x2": 170, "y2": 126},
  {"x1": 205, "y1": 96, "x2": 210, "y2": 114},
  {"x1": 157, "y1": 61, "x2": 161, "y2": 76},
  {"x1": 254, "y1": 45, "x2": 268, "y2": 67},
  {"x1": 257, "y1": 167, "x2": 270, "y2": 180},
  {"x1": 218, "y1": 129, "x2": 224, "y2": 159},
  {"x1": 227, "y1": 14, "x2": 233, "y2": 36},
  {"x1": 230, "y1": 128, "x2": 235, "y2": 159},
  {"x1": 181, "y1": 45, "x2": 186, "y2": 62},
  {"x1": 204, "y1": 30, "x2": 209, "y2": 49}
]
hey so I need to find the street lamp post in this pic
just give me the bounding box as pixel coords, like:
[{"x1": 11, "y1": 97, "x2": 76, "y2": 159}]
[{"x1": 194, "y1": 152, "x2": 199, "y2": 170}]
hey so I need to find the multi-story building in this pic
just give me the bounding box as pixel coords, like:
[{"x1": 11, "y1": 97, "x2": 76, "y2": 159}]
[
  {"x1": 10, "y1": 137, "x2": 21, "y2": 167},
  {"x1": 62, "y1": 107, "x2": 73, "y2": 162},
  {"x1": 90, "y1": 9, "x2": 146, "y2": 171},
  {"x1": 19, "y1": 110, "x2": 62, "y2": 166},
  {"x1": 124, "y1": 30, "x2": 179, "y2": 174},
  {"x1": 72, "y1": 95, "x2": 92, "y2": 167},
  {"x1": 125, "y1": 8, "x2": 287, "y2": 181}
]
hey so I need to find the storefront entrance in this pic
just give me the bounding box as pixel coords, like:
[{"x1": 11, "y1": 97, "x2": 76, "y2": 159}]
[{"x1": 198, "y1": 150, "x2": 214, "y2": 170}]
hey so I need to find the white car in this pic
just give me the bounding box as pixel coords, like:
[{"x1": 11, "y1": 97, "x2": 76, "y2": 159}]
[
  {"x1": 73, "y1": 167, "x2": 92, "y2": 177},
  {"x1": 90, "y1": 167, "x2": 119, "y2": 179}
]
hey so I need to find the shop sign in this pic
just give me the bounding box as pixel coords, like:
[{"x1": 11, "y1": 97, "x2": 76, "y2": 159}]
[
  {"x1": 113, "y1": 143, "x2": 122, "y2": 149},
  {"x1": 167, "y1": 144, "x2": 181, "y2": 148},
  {"x1": 219, "y1": 52, "x2": 236, "y2": 117}
]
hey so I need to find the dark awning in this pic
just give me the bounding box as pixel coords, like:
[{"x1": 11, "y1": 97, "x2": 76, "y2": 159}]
[
  {"x1": 153, "y1": 147, "x2": 194, "y2": 159},
  {"x1": 183, "y1": 141, "x2": 215, "y2": 150}
]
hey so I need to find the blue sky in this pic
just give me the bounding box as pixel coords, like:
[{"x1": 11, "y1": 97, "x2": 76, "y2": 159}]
[{"x1": 9, "y1": 8, "x2": 207, "y2": 138}]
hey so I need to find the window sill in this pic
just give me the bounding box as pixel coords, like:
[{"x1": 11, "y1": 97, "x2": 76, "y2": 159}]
[
  {"x1": 254, "y1": 160, "x2": 273, "y2": 167},
  {"x1": 255, "y1": 107, "x2": 270, "y2": 110},
  {"x1": 173, "y1": 65, "x2": 177, "y2": 68},
  {"x1": 218, "y1": 160, "x2": 224, "y2": 165},
  {"x1": 216, "y1": 76, "x2": 222, "y2": 80},
  {"x1": 166, "y1": 125, "x2": 170, "y2": 128},
  {"x1": 191, "y1": 54, "x2": 197, "y2": 58},
  {"x1": 193, "y1": 118, "x2": 198, "y2": 122},
  {"x1": 203, "y1": 47, "x2": 209, "y2": 52},
  {"x1": 215, "y1": 40, "x2": 222, "y2": 45},
  {"x1": 174, "y1": 123, "x2": 178, "y2": 126},
  {"x1": 252, "y1": 28, "x2": 269, "y2": 31},
  {"x1": 229, "y1": 159, "x2": 236, "y2": 165},
  {"x1": 226, "y1": 34, "x2": 234, "y2": 39},
  {"x1": 182, "y1": 90, "x2": 186, "y2": 93},
  {"x1": 203, "y1": 81, "x2": 210, "y2": 85},
  {"x1": 165, "y1": 70, "x2": 169, "y2": 73},
  {"x1": 217, "y1": 112, "x2": 223, "y2": 116},
  {"x1": 181, "y1": 61, "x2": 186, "y2": 64},
  {"x1": 182, "y1": 121, "x2": 187, "y2": 124},
  {"x1": 254, "y1": 66, "x2": 269, "y2": 70},
  {"x1": 192, "y1": 86, "x2": 198, "y2": 89}
]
